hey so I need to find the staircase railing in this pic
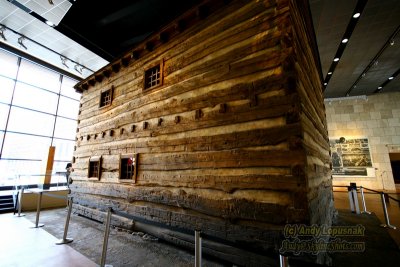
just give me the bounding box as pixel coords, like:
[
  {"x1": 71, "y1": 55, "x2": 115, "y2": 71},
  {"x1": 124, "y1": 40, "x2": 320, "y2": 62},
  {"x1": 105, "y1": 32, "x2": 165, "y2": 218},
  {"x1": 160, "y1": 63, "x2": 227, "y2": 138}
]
[{"x1": 333, "y1": 183, "x2": 399, "y2": 229}]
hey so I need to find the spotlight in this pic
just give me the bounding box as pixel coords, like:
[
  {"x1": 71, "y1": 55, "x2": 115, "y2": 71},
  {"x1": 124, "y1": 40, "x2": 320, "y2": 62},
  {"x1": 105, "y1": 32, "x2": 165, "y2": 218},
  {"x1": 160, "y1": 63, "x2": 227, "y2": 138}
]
[
  {"x1": 18, "y1": 36, "x2": 27, "y2": 50},
  {"x1": 333, "y1": 57, "x2": 340, "y2": 62},
  {"x1": 377, "y1": 86, "x2": 382, "y2": 90},
  {"x1": 342, "y1": 38, "x2": 349, "y2": 43},
  {"x1": 45, "y1": 20, "x2": 55, "y2": 27},
  {"x1": 60, "y1": 56, "x2": 69, "y2": 68},
  {"x1": 390, "y1": 39, "x2": 395, "y2": 46},
  {"x1": 339, "y1": 137, "x2": 346, "y2": 143},
  {"x1": 353, "y1": 13, "x2": 361, "y2": 18},
  {"x1": 389, "y1": 76, "x2": 394, "y2": 80},
  {"x1": 48, "y1": 0, "x2": 54, "y2": 5},
  {"x1": 0, "y1": 26, "x2": 6, "y2": 41},
  {"x1": 328, "y1": 72, "x2": 332, "y2": 75},
  {"x1": 74, "y1": 64, "x2": 84, "y2": 74}
]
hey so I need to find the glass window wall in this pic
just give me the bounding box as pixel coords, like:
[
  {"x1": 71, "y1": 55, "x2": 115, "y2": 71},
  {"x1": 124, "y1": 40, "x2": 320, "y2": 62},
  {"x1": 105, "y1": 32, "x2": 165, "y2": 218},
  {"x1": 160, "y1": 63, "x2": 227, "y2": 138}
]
[{"x1": 0, "y1": 48, "x2": 81, "y2": 186}]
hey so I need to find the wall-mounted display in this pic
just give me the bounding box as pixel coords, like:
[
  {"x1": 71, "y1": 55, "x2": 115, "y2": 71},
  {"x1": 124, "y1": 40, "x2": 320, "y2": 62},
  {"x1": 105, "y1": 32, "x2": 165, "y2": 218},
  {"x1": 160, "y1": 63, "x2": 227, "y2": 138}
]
[{"x1": 330, "y1": 137, "x2": 372, "y2": 176}]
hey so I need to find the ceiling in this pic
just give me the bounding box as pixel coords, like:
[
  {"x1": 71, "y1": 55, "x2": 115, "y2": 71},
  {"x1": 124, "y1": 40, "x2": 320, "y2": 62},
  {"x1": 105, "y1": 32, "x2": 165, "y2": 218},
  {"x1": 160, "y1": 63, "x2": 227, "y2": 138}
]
[{"x1": 0, "y1": 0, "x2": 399, "y2": 98}]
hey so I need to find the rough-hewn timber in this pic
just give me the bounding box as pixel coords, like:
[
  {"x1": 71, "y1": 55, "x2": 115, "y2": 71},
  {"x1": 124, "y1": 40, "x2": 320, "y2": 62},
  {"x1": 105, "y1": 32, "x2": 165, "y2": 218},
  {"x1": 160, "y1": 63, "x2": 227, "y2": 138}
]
[{"x1": 72, "y1": 0, "x2": 334, "y2": 265}]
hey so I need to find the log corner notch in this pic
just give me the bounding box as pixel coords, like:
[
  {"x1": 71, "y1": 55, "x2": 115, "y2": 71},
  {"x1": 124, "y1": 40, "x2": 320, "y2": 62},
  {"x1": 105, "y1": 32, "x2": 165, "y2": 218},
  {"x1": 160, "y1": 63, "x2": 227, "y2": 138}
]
[{"x1": 71, "y1": 0, "x2": 334, "y2": 265}]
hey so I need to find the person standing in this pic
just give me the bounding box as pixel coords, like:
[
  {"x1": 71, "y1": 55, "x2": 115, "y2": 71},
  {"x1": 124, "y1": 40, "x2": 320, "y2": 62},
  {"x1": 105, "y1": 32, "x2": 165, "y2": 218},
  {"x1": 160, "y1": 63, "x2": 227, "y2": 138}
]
[{"x1": 65, "y1": 163, "x2": 74, "y2": 188}]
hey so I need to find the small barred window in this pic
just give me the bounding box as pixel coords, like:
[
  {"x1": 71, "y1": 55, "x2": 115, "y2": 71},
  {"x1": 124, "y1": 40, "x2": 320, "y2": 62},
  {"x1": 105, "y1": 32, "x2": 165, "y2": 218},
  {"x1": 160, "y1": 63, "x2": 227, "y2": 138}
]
[
  {"x1": 120, "y1": 154, "x2": 138, "y2": 182},
  {"x1": 99, "y1": 87, "x2": 113, "y2": 108},
  {"x1": 88, "y1": 156, "x2": 102, "y2": 179},
  {"x1": 144, "y1": 65, "x2": 161, "y2": 89}
]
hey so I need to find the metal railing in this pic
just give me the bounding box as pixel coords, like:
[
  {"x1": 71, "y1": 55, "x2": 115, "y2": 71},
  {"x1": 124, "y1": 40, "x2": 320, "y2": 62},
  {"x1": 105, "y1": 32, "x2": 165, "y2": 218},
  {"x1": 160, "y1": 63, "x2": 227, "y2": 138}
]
[
  {"x1": 333, "y1": 183, "x2": 399, "y2": 229},
  {"x1": 16, "y1": 171, "x2": 69, "y2": 190},
  {"x1": 14, "y1": 187, "x2": 74, "y2": 244}
]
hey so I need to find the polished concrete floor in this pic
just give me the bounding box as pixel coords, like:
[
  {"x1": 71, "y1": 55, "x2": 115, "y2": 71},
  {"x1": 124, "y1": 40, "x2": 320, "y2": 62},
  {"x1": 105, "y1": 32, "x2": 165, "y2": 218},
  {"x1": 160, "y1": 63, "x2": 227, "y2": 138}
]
[
  {"x1": 0, "y1": 213, "x2": 97, "y2": 267},
  {"x1": 1, "y1": 190, "x2": 400, "y2": 267}
]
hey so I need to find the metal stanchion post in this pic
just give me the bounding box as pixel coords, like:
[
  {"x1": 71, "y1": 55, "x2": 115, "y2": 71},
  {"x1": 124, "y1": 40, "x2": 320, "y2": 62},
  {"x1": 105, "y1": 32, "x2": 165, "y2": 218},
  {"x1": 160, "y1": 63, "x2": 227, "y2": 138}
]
[
  {"x1": 56, "y1": 197, "x2": 74, "y2": 245},
  {"x1": 279, "y1": 254, "x2": 289, "y2": 267},
  {"x1": 348, "y1": 183, "x2": 360, "y2": 214},
  {"x1": 360, "y1": 186, "x2": 371, "y2": 214},
  {"x1": 352, "y1": 188, "x2": 360, "y2": 214},
  {"x1": 31, "y1": 192, "x2": 44, "y2": 228},
  {"x1": 380, "y1": 192, "x2": 396, "y2": 229},
  {"x1": 100, "y1": 207, "x2": 113, "y2": 267},
  {"x1": 17, "y1": 187, "x2": 25, "y2": 217},
  {"x1": 195, "y1": 230, "x2": 202, "y2": 267}
]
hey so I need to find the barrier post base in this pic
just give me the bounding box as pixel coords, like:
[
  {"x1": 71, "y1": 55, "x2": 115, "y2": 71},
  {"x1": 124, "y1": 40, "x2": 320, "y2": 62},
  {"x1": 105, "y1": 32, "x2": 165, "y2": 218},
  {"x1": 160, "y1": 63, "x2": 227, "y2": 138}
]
[
  {"x1": 56, "y1": 238, "x2": 73, "y2": 245},
  {"x1": 380, "y1": 224, "x2": 396, "y2": 229},
  {"x1": 31, "y1": 224, "x2": 44, "y2": 228}
]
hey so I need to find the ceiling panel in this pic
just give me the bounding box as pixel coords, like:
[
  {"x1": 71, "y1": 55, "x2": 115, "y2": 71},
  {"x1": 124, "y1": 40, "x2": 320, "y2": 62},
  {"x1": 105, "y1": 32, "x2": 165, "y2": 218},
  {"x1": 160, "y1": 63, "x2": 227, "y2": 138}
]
[
  {"x1": 1, "y1": 0, "x2": 399, "y2": 95},
  {"x1": 322, "y1": 0, "x2": 400, "y2": 97},
  {"x1": 310, "y1": 0, "x2": 357, "y2": 76}
]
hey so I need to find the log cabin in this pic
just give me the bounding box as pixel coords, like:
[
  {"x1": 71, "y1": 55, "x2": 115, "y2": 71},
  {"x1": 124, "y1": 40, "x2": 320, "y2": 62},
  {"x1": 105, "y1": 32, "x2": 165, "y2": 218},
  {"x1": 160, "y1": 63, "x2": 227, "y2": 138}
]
[{"x1": 72, "y1": 0, "x2": 335, "y2": 265}]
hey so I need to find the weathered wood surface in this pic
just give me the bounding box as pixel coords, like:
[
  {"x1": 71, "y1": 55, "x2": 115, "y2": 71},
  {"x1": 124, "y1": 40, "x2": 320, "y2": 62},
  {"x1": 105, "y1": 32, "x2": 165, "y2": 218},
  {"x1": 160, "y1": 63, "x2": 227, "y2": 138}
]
[{"x1": 71, "y1": 0, "x2": 333, "y2": 263}]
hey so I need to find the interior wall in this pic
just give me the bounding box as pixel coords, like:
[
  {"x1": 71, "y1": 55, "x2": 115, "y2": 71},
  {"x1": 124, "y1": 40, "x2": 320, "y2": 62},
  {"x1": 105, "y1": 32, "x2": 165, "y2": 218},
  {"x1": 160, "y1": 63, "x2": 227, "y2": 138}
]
[{"x1": 325, "y1": 92, "x2": 400, "y2": 191}]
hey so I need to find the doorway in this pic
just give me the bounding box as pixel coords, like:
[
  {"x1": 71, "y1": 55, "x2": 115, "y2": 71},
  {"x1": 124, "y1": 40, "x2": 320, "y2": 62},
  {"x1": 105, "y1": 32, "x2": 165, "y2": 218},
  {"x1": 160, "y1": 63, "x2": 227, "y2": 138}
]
[{"x1": 389, "y1": 153, "x2": 400, "y2": 185}]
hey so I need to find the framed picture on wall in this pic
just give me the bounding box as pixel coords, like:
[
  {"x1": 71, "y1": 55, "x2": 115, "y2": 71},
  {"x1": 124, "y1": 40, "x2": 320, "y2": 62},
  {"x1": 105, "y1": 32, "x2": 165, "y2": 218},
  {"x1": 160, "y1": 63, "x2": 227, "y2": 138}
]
[{"x1": 329, "y1": 137, "x2": 373, "y2": 176}]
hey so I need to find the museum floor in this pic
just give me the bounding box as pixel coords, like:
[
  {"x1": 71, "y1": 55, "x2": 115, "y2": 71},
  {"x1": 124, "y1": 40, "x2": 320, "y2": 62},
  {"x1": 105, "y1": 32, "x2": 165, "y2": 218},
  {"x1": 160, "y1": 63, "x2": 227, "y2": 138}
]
[{"x1": 1, "y1": 191, "x2": 400, "y2": 267}]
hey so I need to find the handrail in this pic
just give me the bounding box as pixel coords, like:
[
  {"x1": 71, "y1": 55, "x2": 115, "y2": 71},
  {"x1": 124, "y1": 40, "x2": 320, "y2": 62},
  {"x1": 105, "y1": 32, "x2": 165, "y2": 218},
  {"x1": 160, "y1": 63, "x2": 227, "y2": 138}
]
[
  {"x1": 333, "y1": 184, "x2": 400, "y2": 203},
  {"x1": 333, "y1": 184, "x2": 398, "y2": 229},
  {"x1": 14, "y1": 187, "x2": 74, "y2": 244}
]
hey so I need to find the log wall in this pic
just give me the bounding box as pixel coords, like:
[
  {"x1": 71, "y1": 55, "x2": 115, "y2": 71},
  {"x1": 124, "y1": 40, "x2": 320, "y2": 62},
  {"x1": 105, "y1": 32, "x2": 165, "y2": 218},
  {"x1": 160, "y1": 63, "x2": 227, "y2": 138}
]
[{"x1": 72, "y1": 0, "x2": 334, "y2": 264}]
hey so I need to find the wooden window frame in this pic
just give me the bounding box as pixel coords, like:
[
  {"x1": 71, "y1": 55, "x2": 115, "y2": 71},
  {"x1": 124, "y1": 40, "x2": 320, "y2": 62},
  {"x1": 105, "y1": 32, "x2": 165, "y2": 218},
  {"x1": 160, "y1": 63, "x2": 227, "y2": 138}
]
[
  {"x1": 143, "y1": 60, "x2": 164, "y2": 91},
  {"x1": 88, "y1": 156, "x2": 102, "y2": 180},
  {"x1": 119, "y1": 154, "x2": 138, "y2": 183},
  {"x1": 99, "y1": 86, "x2": 114, "y2": 108}
]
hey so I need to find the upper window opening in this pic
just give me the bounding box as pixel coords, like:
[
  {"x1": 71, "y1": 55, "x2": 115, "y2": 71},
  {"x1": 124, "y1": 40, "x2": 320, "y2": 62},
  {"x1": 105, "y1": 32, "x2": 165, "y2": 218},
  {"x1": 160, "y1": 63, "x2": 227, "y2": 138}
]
[
  {"x1": 144, "y1": 65, "x2": 161, "y2": 90},
  {"x1": 99, "y1": 87, "x2": 113, "y2": 108}
]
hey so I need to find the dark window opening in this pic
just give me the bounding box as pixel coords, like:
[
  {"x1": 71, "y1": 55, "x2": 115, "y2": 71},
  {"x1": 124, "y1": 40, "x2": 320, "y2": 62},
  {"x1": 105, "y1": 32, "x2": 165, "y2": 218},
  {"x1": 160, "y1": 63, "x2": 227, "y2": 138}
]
[
  {"x1": 100, "y1": 88, "x2": 113, "y2": 107},
  {"x1": 144, "y1": 65, "x2": 161, "y2": 89},
  {"x1": 120, "y1": 154, "x2": 138, "y2": 181},
  {"x1": 88, "y1": 158, "x2": 101, "y2": 179}
]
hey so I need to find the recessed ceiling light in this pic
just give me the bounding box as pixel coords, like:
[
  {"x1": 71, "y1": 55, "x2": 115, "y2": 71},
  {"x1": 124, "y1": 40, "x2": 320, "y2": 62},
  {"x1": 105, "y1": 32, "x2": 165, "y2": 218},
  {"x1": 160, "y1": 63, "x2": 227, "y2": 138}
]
[
  {"x1": 328, "y1": 72, "x2": 333, "y2": 75},
  {"x1": 342, "y1": 38, "x2": 349, "y2": 43},
  {"x1": 333, "y1": 58, "x2": 340, "y2": 62},
  {"x1": 388, "y1": 76, "x2": 394, "y2": 80},
  {"x1": 46, "y1": 20, "x2": 55, "y2": 27},
  {"x1": 353, "y1": 13, "x2": 361, "y2": 18}
]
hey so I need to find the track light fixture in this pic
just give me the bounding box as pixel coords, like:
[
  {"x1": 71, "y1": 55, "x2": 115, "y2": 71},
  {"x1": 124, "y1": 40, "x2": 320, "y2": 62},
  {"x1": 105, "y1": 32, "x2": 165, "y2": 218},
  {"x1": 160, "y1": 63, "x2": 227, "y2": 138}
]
[
  {"x1": 74, "y1": 64, "x2": 84, "y2": 74},
  {"x1": 18, "y1": 36, "x2": 27, "y2": 50},
  {"x1": 0, "y1": 26, "x2": 6, "y2": 41},
  {"x1": 0, "y1": 23, "x2": 93, "y2": 77},
  {"x1": 48, "y1": 0, "x2": 54, "y2": 5},
  {"x1": 60, "y1": 56, "x2": 69, "y2": 68}
]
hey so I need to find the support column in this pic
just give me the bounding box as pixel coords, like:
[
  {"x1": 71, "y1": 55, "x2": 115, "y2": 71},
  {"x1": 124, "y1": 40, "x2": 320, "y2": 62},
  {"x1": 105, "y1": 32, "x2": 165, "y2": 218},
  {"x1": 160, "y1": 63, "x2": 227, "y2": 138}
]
[{"x1": 41, "y1": 146, "x2": 55, "y2": 190}]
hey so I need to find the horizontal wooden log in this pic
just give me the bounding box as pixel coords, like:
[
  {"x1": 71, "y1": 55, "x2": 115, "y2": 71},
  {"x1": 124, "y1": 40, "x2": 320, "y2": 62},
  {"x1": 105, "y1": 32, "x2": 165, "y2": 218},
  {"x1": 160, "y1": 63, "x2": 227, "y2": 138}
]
[
  {"x1": 75, "y1": 120, "x2": 302, "y2": 158},
  {"x1": 71, "y1": 183, "x2": 308, "y2": 224},
  {"x1": 139, "y1": 149, "x2": 306, "y2": 170}
]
